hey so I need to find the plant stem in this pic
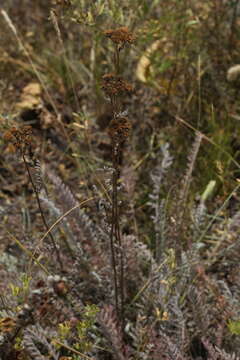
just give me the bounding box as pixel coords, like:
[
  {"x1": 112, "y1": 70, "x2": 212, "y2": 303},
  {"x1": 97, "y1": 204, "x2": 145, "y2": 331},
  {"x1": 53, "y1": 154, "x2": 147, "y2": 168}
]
[
  {"x1": 22, "y1": 153, "x2": 63, "y2": 271},
  {"x1": 111, "y1": 140, "x2": 125, "y2": 329},
  {"x1": 110, "y1": 162, "x2": 119, "y2": 318}
]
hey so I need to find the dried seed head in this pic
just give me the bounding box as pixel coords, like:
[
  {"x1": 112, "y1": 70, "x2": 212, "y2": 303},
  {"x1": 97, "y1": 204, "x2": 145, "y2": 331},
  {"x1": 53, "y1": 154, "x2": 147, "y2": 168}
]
[
  {"x1": 108, "y1": 117, "x2": 131, "y2": 143},
  {"x1": 3, "y1": 125, "x2": 33, "y2": 154},
  {"x1": 102, "y1": 73, "x2": 133, "y2": 97},
  {"x1": 103, "y1": 27, "x2": 135, "y2": 48},
  {"x1": 3, "y1": 130, "x2": 15, "y2": 142},
  {"x1": 52, "y1": 0, "x2": 72, "y2": 7}
]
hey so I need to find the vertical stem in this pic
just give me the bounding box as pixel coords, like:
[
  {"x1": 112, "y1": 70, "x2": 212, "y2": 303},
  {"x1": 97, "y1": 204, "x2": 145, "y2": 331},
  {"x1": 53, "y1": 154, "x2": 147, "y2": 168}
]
[
  {"x1": 110, "y1": 149, "x2": 119, "y2": 317},
  {"x1": 114, "y1": 44, "x2": 120, "y2": 75},
  {"x1": 108, "y1": 42, "x2": 126, "y2": 329},
  {"x1": 115, "y1": 144, "x2": 125, "y2": 329},
  {"x1": 228, "y1": 0, "x2": 239, "y2": 54},
  {"x1": 113, "y1": 45, "x2": 125, "y2": 329},
  {"x1": 22, "y1": 153, "x2": 63, "y2": 271},
  {"x1": 111, "y1": 139, "x2": 125, "y2": 329}
]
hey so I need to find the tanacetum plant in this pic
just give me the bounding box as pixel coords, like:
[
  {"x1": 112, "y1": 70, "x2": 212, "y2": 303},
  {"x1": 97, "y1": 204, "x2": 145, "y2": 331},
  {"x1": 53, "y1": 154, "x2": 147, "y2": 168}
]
[
  {"x1": 101, "y1": 26, "x2": 134, "y2": 330},
  {"x1": 1, "y1": 2, "x2": 240, "y2": 360}
]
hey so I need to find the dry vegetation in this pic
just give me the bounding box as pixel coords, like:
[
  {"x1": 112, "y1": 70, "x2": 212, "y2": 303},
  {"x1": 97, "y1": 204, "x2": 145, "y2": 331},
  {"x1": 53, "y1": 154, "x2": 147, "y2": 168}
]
[{"x1": 1, "y1": 1, "x2": 240, "y2": 359}]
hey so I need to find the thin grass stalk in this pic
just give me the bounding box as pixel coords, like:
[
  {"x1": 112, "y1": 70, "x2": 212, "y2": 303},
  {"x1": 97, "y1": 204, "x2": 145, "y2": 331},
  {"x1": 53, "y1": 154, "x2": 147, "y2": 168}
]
[
  {"x1": 50, "y1": 9, "x2": 80, "y2": 111},
  {"x1": 175, "y1": 115, "x2": 240, "y2": 170},
  {"x1": 1, "y1": 10, "x2": 58, "y2": 116},
  {"x1": 1, "y1": 10, "x2": 71, "y2": 146},
  {"x1": 6, "y1": 229, "x2": 50, "y2": 275}
]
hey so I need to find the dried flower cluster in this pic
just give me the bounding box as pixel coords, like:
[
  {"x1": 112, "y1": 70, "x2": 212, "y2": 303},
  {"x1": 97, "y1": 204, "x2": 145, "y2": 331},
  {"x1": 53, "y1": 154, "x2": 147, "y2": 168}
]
[
  {"x1": 3, "y1": 125, "x2": 33, "y2": 154},
  {"x1": 103, "y1": 27, "x2": 135, "y2": 48},
  {"x1": 99, "y1": 26, "x2": 136, "y2": 328},
  {"x1": 108, "y1": 117, "x2": 131, "y2": 144},
  {"x1": 101, "y1": 27, "x2": 135, "y2": 148},
  {"x1": 52, "y1": 0, "x2": 71, "y2": 7},
  {"x1": 102, "y1": 73, "x2": 133, "y2": 97}
]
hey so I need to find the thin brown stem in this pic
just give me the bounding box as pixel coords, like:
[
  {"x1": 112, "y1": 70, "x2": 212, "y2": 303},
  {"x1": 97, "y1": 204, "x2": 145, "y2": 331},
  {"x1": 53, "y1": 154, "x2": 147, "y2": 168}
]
[
  {"x1": 110, "y1": 45, "x2": 126, "y2": 330},
  {"x1": 115, "y1": 145, "x2": 125, "y2": 329},
  {"x1": 22, "y1": 153, "x2": 63, "y2": 271},
  {"x1": 114, "y1": 44, "x2": 120, "y2": 75},
  {"x1": 111, "y1": 140, "x2": 125, "y2": 329},
  {"x1": 110, "y1": 150, "x2": 119, "y2": 318}
]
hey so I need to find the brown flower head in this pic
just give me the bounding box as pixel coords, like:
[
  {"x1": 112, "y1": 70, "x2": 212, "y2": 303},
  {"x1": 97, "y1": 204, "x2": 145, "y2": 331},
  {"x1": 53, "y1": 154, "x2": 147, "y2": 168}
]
[
  {"x1": 108, "y1": 117, "x2": 131, "y2": 143},
  {"x1": 52, "y1": 0, "x2": 72, "y2": 7},
  {"x1": 103, "y1": 27, "x2": 135, "y2": 49},
  {"x1": 3, "y1": 125, "x2": 33, "y2": 154},
  {"x1": 102, "y1": 73, "x2": 133, "y2": 97}
]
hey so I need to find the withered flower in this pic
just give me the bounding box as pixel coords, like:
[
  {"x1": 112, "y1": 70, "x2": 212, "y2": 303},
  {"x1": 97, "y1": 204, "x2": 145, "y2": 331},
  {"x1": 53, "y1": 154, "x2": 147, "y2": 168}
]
[
  {"x1": 102, "y1": 73, "x2": 133, "y2": 97},
  {"x1": 52, "y1": 0, "x2": 72, "y2": 7},
  {"x1": 3, "y1": 125, "x2": 33, "y2": 154},
  {"x1": 103, "y1": 27, "x2": 135, "y2": 49},
  {"x1": 108, "y1": 117, "x2": 131, "y2": 143}
]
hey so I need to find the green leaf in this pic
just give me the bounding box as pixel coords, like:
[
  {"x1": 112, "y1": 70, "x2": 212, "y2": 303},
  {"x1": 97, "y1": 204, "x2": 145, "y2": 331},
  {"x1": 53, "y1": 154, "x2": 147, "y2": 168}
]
[{"x1": 228, "y1": 320, "x2": 240, "y2": 335}]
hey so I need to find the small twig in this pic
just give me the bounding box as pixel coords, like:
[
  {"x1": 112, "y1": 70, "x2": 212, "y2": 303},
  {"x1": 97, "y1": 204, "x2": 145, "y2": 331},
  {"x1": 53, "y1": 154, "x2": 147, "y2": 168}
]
[
  {"x1": 32, "y1": 197, "x2": 94, "y2": 259},
  {"x1": 175, "y1": 115, "x2": 240, "y2": 170},
  {"x1": 52, "y1": 340, "x2": 96, "y2": 360},
  {"x1": 6, "y1": 229, "x2": 50, "y2": 275},
  {"x1": 128, "y1": 258, "x2": 168, "y2": 307}
]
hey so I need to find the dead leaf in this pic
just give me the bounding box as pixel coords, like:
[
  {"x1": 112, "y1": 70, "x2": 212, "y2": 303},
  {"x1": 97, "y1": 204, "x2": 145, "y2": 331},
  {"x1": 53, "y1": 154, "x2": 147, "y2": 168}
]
[
  {"x1": 22, "y1": 82, "x2": 41, "y2": 96},
  {"x1": 16, "y1": 82, "x2": 41, "y2": 109},
  {"x1": 136, "y1": 40, "x2": 160, "y2": 82},
  {"x1": 0, "y1": 317, "x2": 16, "y2": 333}
]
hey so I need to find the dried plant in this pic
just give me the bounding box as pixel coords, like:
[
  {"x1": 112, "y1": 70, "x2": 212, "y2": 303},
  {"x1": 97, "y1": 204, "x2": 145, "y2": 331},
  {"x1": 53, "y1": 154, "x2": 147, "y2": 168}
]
[
  {"x1": 1, "y1": 2, "x2": 240, "y2": 360},
  {"x1": 102, "y1": 26, "x2": 135, "y2": 328},
  {"x1": 3, "y1": 126, "x2": 63, "y2": 270}
]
